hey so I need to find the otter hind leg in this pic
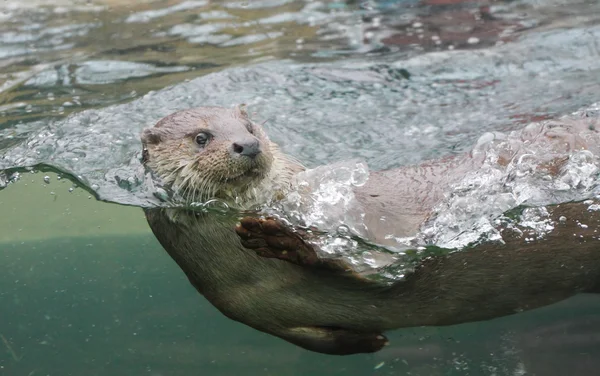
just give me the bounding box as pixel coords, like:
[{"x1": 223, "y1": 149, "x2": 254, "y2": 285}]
[
  {"x1": 236, "y1": 217, "x2": 351, "y2": 273},
  {"x1": 278, "y1": 326, "x2": 389, "y2": 355}
]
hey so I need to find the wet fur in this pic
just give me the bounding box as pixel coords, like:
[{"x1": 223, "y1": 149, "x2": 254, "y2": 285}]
[
  {"x1": 142, "y1": 106, "x2": 600, "y2": 355},
  {"x1": 142, "y1": 106, "x2": 302, "y2": 206}
]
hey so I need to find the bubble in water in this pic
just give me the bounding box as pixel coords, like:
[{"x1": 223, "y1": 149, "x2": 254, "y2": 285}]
[
  {"x1": 11, "y1": 172, "x2": 20, "y2": 182},
  {"x1": 336, "y1": 224, "x2": 351, "y2": 235},
  {"x1": 420, "y1": 116, "x2": 600, "y2": 249},
  {"x1": 519, "y1": 207, "x2": 554, "y2": 236},
  {"x1": 319, "y1": 236, "x2": 357, "y2": 257},
  {"x1": 43, "y1": 175, "x2": 50, "y2": 184},
  {"x1": 273, "y1": 160, "x2": 369, "y2": 236},
  {"x1": 351, "y1": 163, "x2": 369, "y2": 186},
  {"x1": 153, "y1": 188, "x2": 169, "y2": 202},
  {"x1": 202, "y1": 199, "x2": 230, "y2": 214}
]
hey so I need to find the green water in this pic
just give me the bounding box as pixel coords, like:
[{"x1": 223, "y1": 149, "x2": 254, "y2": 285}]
[
  {"x1": 2, "y1": 0, "x2": 600, "y2": 374},
  {"x1": 3, "y1": 230, "x2": 600, "y2": 375},
  {"x1": 3, "y1": 219, "x2": 600, "y2": 375},
  {"x1": 1, "y1": 173, "x2": 599, "y2": 375}
]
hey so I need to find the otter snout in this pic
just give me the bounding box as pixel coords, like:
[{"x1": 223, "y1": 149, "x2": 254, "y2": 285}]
[{"x1": 232, "y1": 138, "x2": 261, "y2": 159}]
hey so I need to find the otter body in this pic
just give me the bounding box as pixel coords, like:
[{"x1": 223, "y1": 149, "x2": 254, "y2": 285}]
[
  {"x1": 141, "y1": 106, "x2": 600, "y2": 355},
  {"x1": 144, "y1": 208, "x2": 396, "y2": 353}
]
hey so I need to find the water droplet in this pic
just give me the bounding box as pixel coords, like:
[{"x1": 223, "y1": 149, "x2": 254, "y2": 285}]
[
  {"x1": 336, "y1": 224, "x2": 351, "y2": 235},
  {"x1": 43, "y1": 175, "x2": 50, "y2": 184}
]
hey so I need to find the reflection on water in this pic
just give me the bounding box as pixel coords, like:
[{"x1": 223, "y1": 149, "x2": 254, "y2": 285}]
[
  {"x1": 0, "y1": 0, "x2": 598, "y2": 127},
  {"x1": 2, "y1": 0, "x2": 600, "y2": 375}
]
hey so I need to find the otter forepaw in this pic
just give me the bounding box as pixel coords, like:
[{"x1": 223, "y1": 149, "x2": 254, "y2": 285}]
[{"x1": 235, "y1": 217, "x2": 321, "y2": 266}]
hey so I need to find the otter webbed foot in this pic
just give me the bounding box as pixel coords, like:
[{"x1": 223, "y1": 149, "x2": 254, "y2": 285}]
[
  {"x1": 236, "y1": 216, "x2": 320, "y2": 265},
  {"x1": 281, "y1": 326, "x2": 389, "y2": 355},
  {"x1": 235, "y1": 217, "x2": 352, "y2": 273}
]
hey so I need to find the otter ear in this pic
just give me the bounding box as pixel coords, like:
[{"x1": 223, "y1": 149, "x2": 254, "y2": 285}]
[
  {"x1": 234, "y1": 103, "x2": 249, "y2": 119},
  {"x1": 141, "y1": 127, "x2": 162, "y2": 145}
]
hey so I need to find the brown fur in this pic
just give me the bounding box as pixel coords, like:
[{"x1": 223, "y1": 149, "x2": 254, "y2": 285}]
[
  {"x1": 141, "y1": 106, "x2": 600, "y2": 355},
  {"x1": 142, "y1": 105, "x2": 302, "y2": 206}
]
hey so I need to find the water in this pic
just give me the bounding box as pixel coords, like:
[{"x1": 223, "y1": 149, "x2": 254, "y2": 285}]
[{"x1": 2, "y1": 0, "x2": 600, "y2": 374}]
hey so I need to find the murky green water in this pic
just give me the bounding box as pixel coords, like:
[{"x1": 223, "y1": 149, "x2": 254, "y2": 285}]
[
  {"x1": 3, "y1": 190, "x2": 600, "y2": 375},
  {"x1": 2, "y1": 0, "x2": 600, "y2": 375}
]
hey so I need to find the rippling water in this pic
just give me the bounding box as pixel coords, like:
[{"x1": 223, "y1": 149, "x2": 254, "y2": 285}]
[
  {"x1": 2, "y1": 0, "x2": 600, "y2": 375},
  {"x1": 4, "y1": 25, "x2": 600, "y2": 205}
]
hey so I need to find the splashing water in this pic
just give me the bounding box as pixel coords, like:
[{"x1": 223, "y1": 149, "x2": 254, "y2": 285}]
[
  {"x1": 260, "y1": 105, "x2": 600, "y2": 275},
  {"x1": 262, "y1": 160, "x2": 380, "y2": 265},
  {"x1": 2, "y1": 21, "x2": 600, "y2": 278},
  {"x1": 419, "y1": 106, "x2": 600, "y2": 249},
  {"x1": 272, "y1": 160, "x2": 369, "y2": 235}
]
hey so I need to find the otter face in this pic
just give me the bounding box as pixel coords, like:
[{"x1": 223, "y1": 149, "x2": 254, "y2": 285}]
[{"x1": 141, "y1": 106, "x2": 275, "y2": 203}]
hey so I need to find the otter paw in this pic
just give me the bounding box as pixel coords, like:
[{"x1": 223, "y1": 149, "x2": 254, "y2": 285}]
[
  {"x1": 283, "y1": 326, "x2": 389, "y2": 355},
  {"x1": 235, "y1": 217, "x2": 321, "y2": 266}
]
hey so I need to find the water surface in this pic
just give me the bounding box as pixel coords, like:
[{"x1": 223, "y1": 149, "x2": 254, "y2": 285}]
[{"x1": 2, "y1": 0, "x2": 600, "y2": 375}]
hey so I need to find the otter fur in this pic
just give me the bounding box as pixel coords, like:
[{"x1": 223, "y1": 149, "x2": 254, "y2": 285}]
[{"x1": 141, "y1": 106, "x2": 600, "y2": 355}]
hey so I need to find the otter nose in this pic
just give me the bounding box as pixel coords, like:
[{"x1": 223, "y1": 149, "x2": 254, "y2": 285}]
[{"x1": 232, "y1": 139, "x2": 261, "y2": 158}]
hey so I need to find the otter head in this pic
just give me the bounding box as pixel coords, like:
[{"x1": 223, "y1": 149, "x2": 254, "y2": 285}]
[{"x1": 141, "y1": 105, "x2": 299, "y2": 206}]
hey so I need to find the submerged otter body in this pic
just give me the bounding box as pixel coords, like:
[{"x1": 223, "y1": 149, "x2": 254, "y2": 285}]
[{"x1": 141, "y1": 106, "x2": 600, "y2": 355}]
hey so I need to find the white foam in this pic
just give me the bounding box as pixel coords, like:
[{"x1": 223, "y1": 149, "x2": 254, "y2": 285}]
[{"x1": 420, "y1": 111, "x2": 600, "y2": 249}]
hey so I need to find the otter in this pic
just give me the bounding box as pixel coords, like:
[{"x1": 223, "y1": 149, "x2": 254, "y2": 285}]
[{"x1": 141, "y1": 105, "x2": 600, "y2": 356}]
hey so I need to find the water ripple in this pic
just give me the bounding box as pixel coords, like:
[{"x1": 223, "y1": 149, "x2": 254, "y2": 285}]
[{"x1": 1, "y1": 24, "x2": 600, "y2": 211}]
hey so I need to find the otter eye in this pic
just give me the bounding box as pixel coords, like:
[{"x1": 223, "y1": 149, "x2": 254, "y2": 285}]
[
  {"x1": 195, "y1": 132, "x2": 210, "y2": 146},
  {"x1": 245, "y1": 122, "x2": 254, "y2": 134}
]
